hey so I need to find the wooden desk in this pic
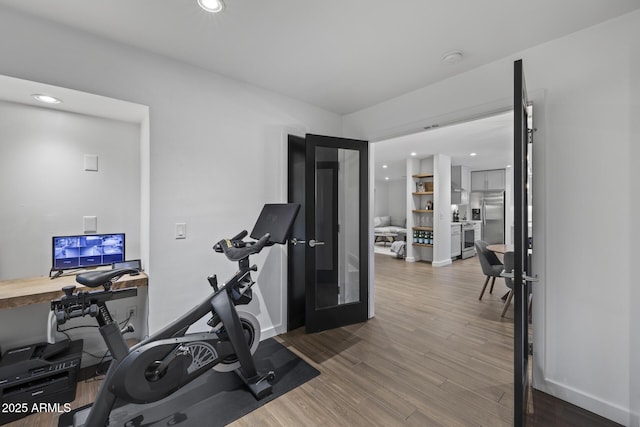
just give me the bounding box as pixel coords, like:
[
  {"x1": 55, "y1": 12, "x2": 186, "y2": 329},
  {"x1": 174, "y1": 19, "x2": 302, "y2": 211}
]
[
  {"x1": 486, "y1": 244, "x2": 513, "y2": 254},
  {"x1": 0, "y1": 272, "x2": 148, "y2": 309}
]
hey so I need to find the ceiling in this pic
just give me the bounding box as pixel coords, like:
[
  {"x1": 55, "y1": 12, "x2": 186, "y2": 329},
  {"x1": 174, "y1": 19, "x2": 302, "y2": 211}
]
[
  {"x1": 374, "y1": 110, "x2": 515, "y2": 183},
  {"x1": 1, "y1": 1, "x2": 638, "y2": 181},
  {"x1": 1, "y1": 0, "x2": 639, "y2": 116}
]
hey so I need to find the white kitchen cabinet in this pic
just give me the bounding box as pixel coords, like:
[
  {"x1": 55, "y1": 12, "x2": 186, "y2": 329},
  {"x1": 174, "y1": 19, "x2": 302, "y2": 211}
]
[
  {"x1": 471, "y1": 169, "x2": 505, "y2": 191},
  {"x1": 473, "y1": 222, "x2": 481, "y2": 242},
  {"x1": 451, "y1": 224, "x2": 461, "y2": 258},
  {"x1": 486, "y1": 169, "x2": 505, "y2": 190}
]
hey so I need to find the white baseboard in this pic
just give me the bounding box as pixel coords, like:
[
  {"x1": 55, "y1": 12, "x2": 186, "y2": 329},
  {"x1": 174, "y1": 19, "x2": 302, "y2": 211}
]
[
  {"x1": 261, "y1": 324, "x2": 281, "y2": 341},
  {"x1": 432, "y1": 259, "x2": 452, "y2": 267},
  {"x1": 536, "y1": 378, "x2": 635, "y2": 426}
]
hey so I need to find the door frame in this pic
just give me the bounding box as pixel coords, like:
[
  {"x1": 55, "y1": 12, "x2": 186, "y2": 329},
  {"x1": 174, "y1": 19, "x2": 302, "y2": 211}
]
[{"x1": 286, "y1": 133, "x2": 373, "y2": 333}]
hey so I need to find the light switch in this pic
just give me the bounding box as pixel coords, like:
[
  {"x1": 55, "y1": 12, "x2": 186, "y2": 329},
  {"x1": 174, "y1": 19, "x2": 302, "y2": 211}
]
[
  {"x1": 175, "y1": 223, "x2": 187, "y2": 239},
  {"x1": 84, "y1": 154, "x2": 98, "y2": 171},
  {"x1": 83, "y1": 216, "x2": 97, "y2": 233}
]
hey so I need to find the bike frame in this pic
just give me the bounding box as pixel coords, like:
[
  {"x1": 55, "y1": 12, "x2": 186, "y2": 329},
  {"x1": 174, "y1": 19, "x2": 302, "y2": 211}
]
[{"x1": 54, "y1": 260, "x2": 268, "y2": 427}]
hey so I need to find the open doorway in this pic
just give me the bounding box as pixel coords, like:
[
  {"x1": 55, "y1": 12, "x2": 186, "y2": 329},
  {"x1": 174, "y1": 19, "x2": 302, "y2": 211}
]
[
  {"x1": 372, "y1": 110, "x2": 515, "y2": 266},
  {"x1": 371, "y1": 96, "x2": 536, "y2": 425}
]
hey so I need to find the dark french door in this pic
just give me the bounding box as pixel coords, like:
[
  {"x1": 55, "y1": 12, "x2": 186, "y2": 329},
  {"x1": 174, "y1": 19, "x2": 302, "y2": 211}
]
[
  {"x1": 287, "y1": 134, "x2": 369, "y2": 333},
  {"x1": 513, "y1": 58, "x2": 534, "y2": 426}
]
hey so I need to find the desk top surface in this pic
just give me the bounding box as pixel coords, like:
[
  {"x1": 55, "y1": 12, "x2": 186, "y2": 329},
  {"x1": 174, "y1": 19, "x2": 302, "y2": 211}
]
[{"x1": 0, "y1": 272, "x2": 148, "y2": 309}]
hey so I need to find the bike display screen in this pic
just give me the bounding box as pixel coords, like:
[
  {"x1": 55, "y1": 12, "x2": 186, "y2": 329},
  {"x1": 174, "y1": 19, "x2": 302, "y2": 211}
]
[{"x1": 250, "y1": 203, "x2": 300, "y2": 245}]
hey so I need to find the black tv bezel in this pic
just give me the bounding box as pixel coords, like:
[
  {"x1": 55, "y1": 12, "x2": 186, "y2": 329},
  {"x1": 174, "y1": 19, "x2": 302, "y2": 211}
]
[{"x1": 51, "y1": 233, "x2": 126, "y2": 272}]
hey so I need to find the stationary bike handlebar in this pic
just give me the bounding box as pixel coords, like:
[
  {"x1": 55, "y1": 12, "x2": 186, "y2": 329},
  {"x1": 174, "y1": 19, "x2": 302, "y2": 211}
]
[{"x1": 213, "y1": 232, "x2": 270, "y2": 262}]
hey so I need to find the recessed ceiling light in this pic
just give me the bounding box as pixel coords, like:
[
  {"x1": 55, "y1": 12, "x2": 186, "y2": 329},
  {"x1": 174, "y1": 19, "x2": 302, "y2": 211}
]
[
  {"x1": 506, "y1": 164, "x2": 512, "y2": 168},
  {"x1": 382, "y1": 164, "x2": 388, "y2": 168},
  {"x1": 32, "y1": 94, "x2": 62, "y2": 104},
  {"x1": 442, "y1": 50, "x2": 464, "y2": 64},
  {"x1": 410, "y1": 152, "x2": 417, "y2": 157},
  {"x1": 470, "y1": 152, "x2": 477, "y2": 156},
  {"x1": 385, "y1": 177, "x2": 389, "y2": 180},
  {"x1": 197, "y1": 0, "x2": 225, "y2": 13}
]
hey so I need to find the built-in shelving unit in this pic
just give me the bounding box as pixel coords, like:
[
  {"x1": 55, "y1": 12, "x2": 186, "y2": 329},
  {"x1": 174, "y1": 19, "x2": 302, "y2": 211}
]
[{"x1": 411, "y1": 173, "x2": 434, "y2": 247}]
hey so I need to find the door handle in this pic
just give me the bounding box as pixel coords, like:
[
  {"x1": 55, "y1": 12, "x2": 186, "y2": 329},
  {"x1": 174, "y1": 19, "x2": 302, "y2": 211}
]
[
  {"x1": 500, "y1": 270, "x2": 514, "y2": 279},
  {"x1": 290, "y1": 238, "x2": 305, "y2": 246},
  {"x1": 308, "y1": 239, "x2": 325, "y2": 248},
  {"x1": 500, "y1": 270, "x2": 538, "y2": 283}
]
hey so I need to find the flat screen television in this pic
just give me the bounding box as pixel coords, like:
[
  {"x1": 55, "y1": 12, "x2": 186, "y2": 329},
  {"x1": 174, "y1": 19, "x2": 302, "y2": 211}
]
[{"x1": 52, "y1": 233, "x2": 125, "y2": 272}]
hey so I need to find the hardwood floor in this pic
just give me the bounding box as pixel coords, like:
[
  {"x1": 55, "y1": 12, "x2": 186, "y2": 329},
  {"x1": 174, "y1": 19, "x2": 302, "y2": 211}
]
[
  {"x1": 7, "y1": 253, "x2": 621, "y2": 426},
  {"x1": 236, "y1": 254, "x2": 516, "y2": 427}
]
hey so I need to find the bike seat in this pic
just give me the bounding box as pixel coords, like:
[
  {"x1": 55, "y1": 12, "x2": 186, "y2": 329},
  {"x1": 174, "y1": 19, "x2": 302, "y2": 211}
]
[
  {"x1": 215, "y1": 233, "x2": 270, "y2": 262},
  {"x1": 76, "y1": 268, "x2": 139, "y2": 288}
]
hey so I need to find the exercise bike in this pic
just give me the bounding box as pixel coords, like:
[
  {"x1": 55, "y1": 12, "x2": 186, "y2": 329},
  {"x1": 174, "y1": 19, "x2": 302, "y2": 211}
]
[{"x1": 50, "y1": 203, "x2": 300, "y2": 427}]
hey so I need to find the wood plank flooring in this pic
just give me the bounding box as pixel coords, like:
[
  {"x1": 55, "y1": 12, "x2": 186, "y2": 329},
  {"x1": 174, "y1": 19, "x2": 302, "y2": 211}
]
[
  {"x1": 6, "y1": 253, "x2": 621, "y2": 426},
  {"x1": 235, "y1": 254, "x2": 516, "y2": 427}
]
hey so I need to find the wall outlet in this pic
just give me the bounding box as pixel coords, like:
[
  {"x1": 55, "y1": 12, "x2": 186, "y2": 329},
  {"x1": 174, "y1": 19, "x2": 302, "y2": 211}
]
[
  {"x1": 127, "y1": 306, "x2": 137, "y2": 318},
  {"x1": 83, "y1": 215, "x2": 97, "y2": 233}
]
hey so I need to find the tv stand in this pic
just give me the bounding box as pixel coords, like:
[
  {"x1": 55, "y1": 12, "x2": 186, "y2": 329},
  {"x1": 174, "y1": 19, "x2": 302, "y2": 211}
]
[{"x1": 50, "y1": 270, "x2": 64, "y2": 279}]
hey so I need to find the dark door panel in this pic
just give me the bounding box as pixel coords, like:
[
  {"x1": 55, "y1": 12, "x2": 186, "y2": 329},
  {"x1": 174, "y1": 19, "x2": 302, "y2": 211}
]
[
  {"x1": 514, "y1": 58, "x2": 533, "y2": 426},
  {"x1": 287, "y1": 133, "x2": 369, "y2": 333}
]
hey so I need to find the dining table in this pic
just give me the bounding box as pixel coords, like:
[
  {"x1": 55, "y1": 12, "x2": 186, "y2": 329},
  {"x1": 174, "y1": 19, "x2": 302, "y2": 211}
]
[{"x1": 486, "y1": 244, "x2": 514, "y2": 254}]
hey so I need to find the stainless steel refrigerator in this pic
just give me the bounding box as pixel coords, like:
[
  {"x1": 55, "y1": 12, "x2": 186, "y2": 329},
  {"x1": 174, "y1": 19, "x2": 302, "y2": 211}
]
[{"x1": 470, "y1": 191, "x2": 505, "y2": 244}]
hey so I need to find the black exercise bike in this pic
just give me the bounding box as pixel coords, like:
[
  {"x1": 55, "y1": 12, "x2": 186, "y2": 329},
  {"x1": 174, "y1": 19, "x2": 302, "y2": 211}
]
[{"x1": 50, "y1": 203, "x2": 299, "y2": 426}]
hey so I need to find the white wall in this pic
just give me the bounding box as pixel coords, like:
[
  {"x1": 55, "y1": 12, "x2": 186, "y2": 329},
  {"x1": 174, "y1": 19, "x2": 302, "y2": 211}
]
[
  {"x1": 374, "y1": 179, "x2": 405, "y2": 222},
  {"x1": 0, "y1": 101, "x2": 141, "y2": 280},
  {"x1": 0, "y1": 6, "x2": 342, "y2": 344},
  {"x1": 0, "y1": 100, "x2": 145, "y2": 362},
  {"x1": 373, "y1": 181, "x2": 389, "y2": 217},
  {"x1": 387, "y1": 180, "x2": 406, "y2": 223},
  {"x1": 432, "y1": 154, "x2": 451, "y2": 267},
  {"x1": 344, "y1": 10, "x2": 639, "y2": 426}
]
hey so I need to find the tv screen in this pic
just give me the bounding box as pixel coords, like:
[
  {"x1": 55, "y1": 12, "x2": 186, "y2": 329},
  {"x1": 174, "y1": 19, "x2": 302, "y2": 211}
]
[{"x1": 52, "y1": 233, "x2": 125, "y2": 271}]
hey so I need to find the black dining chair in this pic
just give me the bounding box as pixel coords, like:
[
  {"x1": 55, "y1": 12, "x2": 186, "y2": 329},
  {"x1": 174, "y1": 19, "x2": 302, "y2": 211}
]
[
  {"x1": 501, "y1": 251, "x2": 533, "y2": 318},
  {"x1": 475, "y1": 240, "x2": 503, "y2": 300},
  {"x1": 501, "y1": 251, "x2": 514, "y2": 317}
]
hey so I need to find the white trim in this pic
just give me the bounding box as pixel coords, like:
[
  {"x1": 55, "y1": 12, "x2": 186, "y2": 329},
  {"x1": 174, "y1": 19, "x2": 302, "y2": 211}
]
[
  {"x1": 536, "y1": 378, "x2": 633, "y2": 427},
  {"x1": 432, "y1": 259, "x2": 452, "y2": 267}
]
